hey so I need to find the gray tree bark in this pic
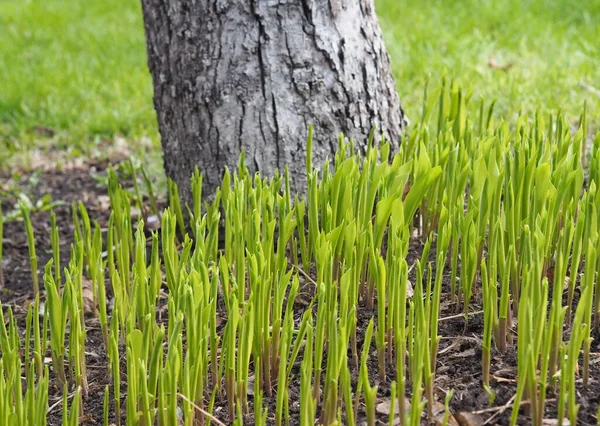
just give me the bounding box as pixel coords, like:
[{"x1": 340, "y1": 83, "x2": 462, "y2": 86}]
[{"x1": 141, "y1": 0, "x2": 407, "y2": 202}]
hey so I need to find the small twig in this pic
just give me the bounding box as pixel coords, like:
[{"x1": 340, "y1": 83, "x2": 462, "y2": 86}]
[
  {"x1": 477, "y1": 394, "x2": 517, "y2": 426},
  {"x1": 47, "y1": 399, "x2": 64, "y2": 415},
  {"x1": 438, "y1": 339, "x2": 461, "y2": 355},
  {"x1": 292, "y1": 264, "x2": 318, "y2": 288},
  {"x1": 177, "y1": 393, "x2": 227, "y2": 426},
  {"x1": 439, "y1": 335, "x2": 481, "y2": 342},
  {"x1": 483, "y1": 402, "x2": 515, "y2": 424},
  {"x1": 439, "y1": 310, "x2": 484, "y2": 323},
  {"x1": 479, "y1": 396, "x2": 556, "y2": 425},
  {"x1": 580, "y1": 82, "x2": 600, "y2": 99},
  {"x1": 489, "y1": 375, "x2": 517, "y2": 383},
  {"x1": 47, "y1": 388, "x2": 79, "y2": 414}
]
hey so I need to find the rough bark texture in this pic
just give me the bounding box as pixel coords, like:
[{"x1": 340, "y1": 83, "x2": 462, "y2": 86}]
[{"x1": 141, "y1": 0, "x2": 407, "y2": 201}]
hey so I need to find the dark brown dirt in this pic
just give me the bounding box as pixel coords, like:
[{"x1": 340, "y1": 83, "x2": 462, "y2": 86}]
[{"x1": 1, "y1": 164, "x2": 599, "y2": 426}]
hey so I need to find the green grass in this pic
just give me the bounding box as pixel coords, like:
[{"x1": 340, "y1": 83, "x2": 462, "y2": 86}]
[
  {"x1": 379, "y1": 0, "x2": 600, "y2": 123},
  {"x1": 0, "y1": 0, "x2": 155, "y2": 154},
  {"x1": 0, "y1": 0, "x2": 599, "y2": 158}
]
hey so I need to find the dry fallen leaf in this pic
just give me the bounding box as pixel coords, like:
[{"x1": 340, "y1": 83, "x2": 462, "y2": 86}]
[
  {"x1": 435, "y1": 412, "x2": 460, "y2": 426},
  {"x1": 376, "y1": 397, "x2": 411, "y2": 416},
  {"x1": 82, "y1": 277, "x2": 96, "y2": 315},
  {"x1": 247, "y1": 375, "x2": 255, "y2": 396},
  {"x1": 374, "y1": 399, "x2": 458, "y2": 426},
  {"x1": 402, "y1": 181, "x2": 410, "y2": 200},
  {"x1": 95, "y1": 195, "x2": 111, "y2": 211},
  {"x1": 542, "y1": 419, "x2": 570, "y2": 426},
  {"x1": 450, "y1": 348, "x2": 476, "y2": 359},
  {"x1": 146, "y1": 214, "x2": 161, "y2": 231},
  {"x1": 488, "y1": 56, "x2": 513, "y2": 72},
  {"x1": 406, "y1": 280, "x2": 414, "y2": 299},
  {"x1": 78, "y1": 413, "x2": 95, "y2": 424},
  {"x1": 30, "y1": 125, "x2": 55, "y2": 138},
  {"x1": 430, "y1": 401, "x2": 459, "y2": 426},
  {"x1": 455, "y1": 411, "x2": 485, "y2": 426}
]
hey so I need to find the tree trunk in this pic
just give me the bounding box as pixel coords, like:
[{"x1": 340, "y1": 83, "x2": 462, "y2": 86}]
[{"x1": 141, "y1": 0, "x2": 407, "y2": 202}]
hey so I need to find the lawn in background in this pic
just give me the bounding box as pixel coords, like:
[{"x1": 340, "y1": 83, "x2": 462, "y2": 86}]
[
  {"x1": 0, "y1": 0, "x2": 155, "y2": 157},
  {"x1": 1, "y1": 0, "x2": 599, "y2": 160},
  {"x1": 379, "y1": 0, "x2": 600, "y2": 124}
]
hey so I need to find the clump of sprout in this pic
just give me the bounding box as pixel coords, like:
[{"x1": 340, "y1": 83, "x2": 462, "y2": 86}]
[{"x1": 1, "y1": 82, "x2": 600, "y2": 426}]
